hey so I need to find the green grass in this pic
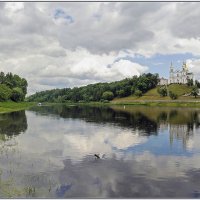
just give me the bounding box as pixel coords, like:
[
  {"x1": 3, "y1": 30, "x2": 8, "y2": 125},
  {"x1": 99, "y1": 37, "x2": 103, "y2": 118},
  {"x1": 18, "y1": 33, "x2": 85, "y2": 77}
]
[
  {"x1": 0, "y1": 102, "x2": 35, "y2": 113},
  {"x1": 144, "y1": 84, "x2": 192, "y2": 96},
  {"x1": 167, "y1": 84, "x2": 192, "y2": 96},
  {"x1": 144, "y1": 87, "x2": 159, "y2": 96}
]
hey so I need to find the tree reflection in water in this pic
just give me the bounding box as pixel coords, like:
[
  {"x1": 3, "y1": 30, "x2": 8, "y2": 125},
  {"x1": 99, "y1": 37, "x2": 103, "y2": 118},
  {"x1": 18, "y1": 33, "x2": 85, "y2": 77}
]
[{"x1": 0, "y1": 110, "x2": 27, "y2": 141}]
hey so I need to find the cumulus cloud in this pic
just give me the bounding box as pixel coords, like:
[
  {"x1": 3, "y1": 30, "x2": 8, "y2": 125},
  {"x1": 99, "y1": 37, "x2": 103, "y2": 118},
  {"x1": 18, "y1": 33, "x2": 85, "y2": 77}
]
[
  {"x1": 186, "y1": 59, "x2": 200, "y2": 81},
  {"x1": 5, "y1": 2, "x2": 24, "y2": 12},
  {"x1": 0, "y1": 2, "x2": 200, "y2": 94},
  {"x1": 0, "y1": 47, "x2": 147, "y2": 94}
]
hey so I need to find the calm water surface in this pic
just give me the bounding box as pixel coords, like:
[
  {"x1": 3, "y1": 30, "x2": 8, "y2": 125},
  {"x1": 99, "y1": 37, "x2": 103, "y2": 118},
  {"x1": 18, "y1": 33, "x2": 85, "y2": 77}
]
[{"x1": 1, "y1": 105, "x2": 200, "y2": 198}]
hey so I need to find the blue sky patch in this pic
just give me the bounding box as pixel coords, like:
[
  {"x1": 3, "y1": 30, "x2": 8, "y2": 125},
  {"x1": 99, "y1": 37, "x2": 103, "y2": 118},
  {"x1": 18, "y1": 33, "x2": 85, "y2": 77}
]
[
  {"x1": 117, "y1": 53, "x2": 200, "y2": 78},
  {"x1": 54, "y1": 9, "x2": 74, "y2": 24}
]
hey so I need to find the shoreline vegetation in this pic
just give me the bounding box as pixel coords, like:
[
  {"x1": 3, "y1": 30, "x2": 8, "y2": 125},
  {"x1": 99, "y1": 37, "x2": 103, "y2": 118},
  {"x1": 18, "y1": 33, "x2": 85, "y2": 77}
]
[
  {"x1": 43, "y1": 99, "x2": 200, "y2": 108},
  {"x1": 1, "y1": 99, "x2": 200, "y2": 114},
  {"x1": 0, "y1": 102, "x2": 35, "y2": 113},
  {"x1": 1, "y1": 72, "x2": 200, "y2": 114}
]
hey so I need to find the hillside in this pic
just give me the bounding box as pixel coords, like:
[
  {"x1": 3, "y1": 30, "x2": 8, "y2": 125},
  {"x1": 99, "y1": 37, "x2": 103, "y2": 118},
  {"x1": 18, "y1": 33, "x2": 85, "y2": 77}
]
[
  {"x1": 27, "y1": 73, "x2": 159, "y2": 103},
  {"x1": 112, "y1": 84, "x2": 194, "y2": 102},
  {"x1": 27, "y1": 71, "x2": 199, "y2": 104}
]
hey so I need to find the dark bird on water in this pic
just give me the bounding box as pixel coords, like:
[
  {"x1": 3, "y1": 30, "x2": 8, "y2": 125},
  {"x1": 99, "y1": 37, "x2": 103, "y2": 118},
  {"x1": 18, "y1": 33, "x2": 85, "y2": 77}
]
[{"x1": 94, "y1": 154, "x2": 100, "y2": 159}]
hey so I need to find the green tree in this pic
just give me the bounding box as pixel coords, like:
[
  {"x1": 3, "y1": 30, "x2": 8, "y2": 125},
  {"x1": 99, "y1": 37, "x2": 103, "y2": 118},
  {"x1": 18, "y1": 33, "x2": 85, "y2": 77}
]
[
  {"x1": 116, "y1": 89, "x2": 125, "y2": 97},
  {"x1": 131, "y1": 86, "x2": 136, "y2": 94},
  {"x1": 0, "y1": 72, "x2": 5, "y2": 84},
  {"x1": 157, "y1": 86, "x2": 168, "y2": 97},
  {"x1": 11, "y1": 87, "x2": 25, "y2": 102},
  {"x1": 135, "y1": 89, "x2": 142, "y2": 97},
  {"x1": 0, "y1": 71, "x2": 28, "y2": 102},
  {"x1": 0, "y1": 84, "x2": 12, "y2": 101},
  {"x1": 102, "y1": 91, "x2": 114, "y2": 101},
  {"x1": 20, "y1": 78, "x2": 28, "y2": 94},
  {"x1": 195, "y1": 80, "x2": 200, "y2": 88},
  {"x1": 191, "y1": 86, "x2": 199, "y2": 98}
]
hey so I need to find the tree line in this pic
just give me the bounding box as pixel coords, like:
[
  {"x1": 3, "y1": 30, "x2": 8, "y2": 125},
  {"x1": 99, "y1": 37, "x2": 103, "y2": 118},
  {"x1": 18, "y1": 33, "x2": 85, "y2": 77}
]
[
  {"x1": 0, "y1": 72, "x2": 28, "y2": 102},
  {"x1": 27, "y1": 73, "x2": 159, "y2": 103}
]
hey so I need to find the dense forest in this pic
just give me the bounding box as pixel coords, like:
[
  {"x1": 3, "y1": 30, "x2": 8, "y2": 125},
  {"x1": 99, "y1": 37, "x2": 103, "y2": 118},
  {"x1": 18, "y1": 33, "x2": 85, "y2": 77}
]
[
  {"x1": 0, "y1": 72, "x2": 28, "y2": 102},
  {"x1": 27, "y1": 73, "x2": 159, "y2": 103}
]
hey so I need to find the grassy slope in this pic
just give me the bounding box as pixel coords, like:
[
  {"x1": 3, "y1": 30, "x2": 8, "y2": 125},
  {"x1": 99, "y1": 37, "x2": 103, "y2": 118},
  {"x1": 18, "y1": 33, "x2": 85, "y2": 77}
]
[
  {"x1": 0, "y1": 102, "x2": 35, "y2": 113},
  {"x1": 112, "y1": 84, "x2": 197, "y2": 103}
]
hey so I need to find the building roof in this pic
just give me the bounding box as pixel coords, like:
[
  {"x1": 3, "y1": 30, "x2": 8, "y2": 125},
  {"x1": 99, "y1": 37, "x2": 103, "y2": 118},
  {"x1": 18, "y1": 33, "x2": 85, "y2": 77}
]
[{"x1": 160, "y1": 77, "x2": 168, "y2": 80}]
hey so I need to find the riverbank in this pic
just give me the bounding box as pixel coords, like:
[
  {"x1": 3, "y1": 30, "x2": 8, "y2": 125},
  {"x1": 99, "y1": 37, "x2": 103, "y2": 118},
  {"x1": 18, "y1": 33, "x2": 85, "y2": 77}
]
[
  {"x1": 0, "y1": 102, "x2": 35, "y2": 113},
  {"x1": 111, "y1": 99, "x2": 200, "y2": 108},
  {"x1": 40, "y1": 100, "x2": 200, "y2": 108}
]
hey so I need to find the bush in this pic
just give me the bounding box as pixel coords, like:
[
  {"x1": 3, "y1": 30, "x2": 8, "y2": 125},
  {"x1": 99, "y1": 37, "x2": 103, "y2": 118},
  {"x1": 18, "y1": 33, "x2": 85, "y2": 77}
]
[
  {"x1": 135, "y1": 89, "x2": 142, "y2": 97},
  {"x1": 131, "y1": 86, "x2": 136, "y2": 94},
  {"x1": 116, "y1": 89, "x2": 125, "y2": 97},
  {"x1": 191, "y1": 86, "x2": 199, "y2": 98},
  {"x1": 11, "y1": 87, "x2": 25, "y2": 102},
  {"x1": 157, "y1": 86, "x2": 168, "y2": 97},
  {"x1": 169, "y1": 91, "x2": 178, "y2": 100},
  {"x1": 102, "y1": 91, "x2": 114, "y2": 101}
]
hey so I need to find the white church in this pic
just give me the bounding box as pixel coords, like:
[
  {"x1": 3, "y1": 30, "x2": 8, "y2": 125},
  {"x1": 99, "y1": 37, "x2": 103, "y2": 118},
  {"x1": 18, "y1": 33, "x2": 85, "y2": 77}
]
[{"x1": 159, "y1": 62, "x2": 194, "y2": 85}]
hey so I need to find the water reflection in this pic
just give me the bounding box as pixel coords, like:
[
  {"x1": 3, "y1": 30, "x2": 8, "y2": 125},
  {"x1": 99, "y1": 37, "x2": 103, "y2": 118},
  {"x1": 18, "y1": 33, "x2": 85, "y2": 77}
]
[
  {"x1": 1, "y1": 105, "x2": 200, "y2": 198},
  {"x1": 30, "y1": 105, "x2": 200, "y2": 148},
  {"x1": 56, "y1": 155, "x2": 200, "y2": 198},
  {"x1": 0, "y1": 111, "x2": 27, "y2": 141},
  {"x1": 30, "y1": 105, "x2": 158, "y2": 135}
]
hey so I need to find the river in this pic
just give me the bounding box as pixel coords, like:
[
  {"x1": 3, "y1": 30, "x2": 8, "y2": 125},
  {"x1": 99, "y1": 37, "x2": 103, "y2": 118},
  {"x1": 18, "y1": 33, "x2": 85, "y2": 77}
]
[{"x1": 0, "y1": 104, "x2": 200, "y2": 198}]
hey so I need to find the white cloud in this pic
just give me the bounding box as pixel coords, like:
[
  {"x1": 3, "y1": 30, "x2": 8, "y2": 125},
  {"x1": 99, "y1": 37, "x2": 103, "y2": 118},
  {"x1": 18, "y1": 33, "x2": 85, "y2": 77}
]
[
  {"x1": 5, "y1": 2, "x2": 24, "y2": 12},
  {"x1": 0, "y1": 2, "x2": 200, "y2": 94},
  {"x1": 0, "y1": 47, "x2": 147, "y2": 94},
  {"x1": 186, "y1": 59, "x2": 200, "y2": 81}
]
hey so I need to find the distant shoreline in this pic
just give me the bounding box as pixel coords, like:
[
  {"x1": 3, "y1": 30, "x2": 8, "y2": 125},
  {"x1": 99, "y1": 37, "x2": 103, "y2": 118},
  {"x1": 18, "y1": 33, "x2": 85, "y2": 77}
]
[
  {"x1": 42, "y1": 100, "x2": 200, "y2": 108},
  {"x1": 1, "y1": 100, "x2": 200, "y2": 115}
]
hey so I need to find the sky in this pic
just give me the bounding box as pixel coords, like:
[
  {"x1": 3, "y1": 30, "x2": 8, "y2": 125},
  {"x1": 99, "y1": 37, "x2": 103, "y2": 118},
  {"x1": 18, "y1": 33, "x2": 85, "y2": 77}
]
[{"x1": 1, "y1": 2, "x2": 200, "y2": 95}]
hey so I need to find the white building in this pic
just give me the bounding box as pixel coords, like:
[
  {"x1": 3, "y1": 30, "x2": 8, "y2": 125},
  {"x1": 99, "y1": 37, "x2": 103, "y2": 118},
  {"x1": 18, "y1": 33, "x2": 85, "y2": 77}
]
[
  {"x1": 158, "y1": 77, "x2": 168, "y2": 85},
  {"x1": 169, "y1": 62, "x2": 194, "y2": 84},
  {"x1": 159, "y1": 62, "x2": 194, "y2": 85}
]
